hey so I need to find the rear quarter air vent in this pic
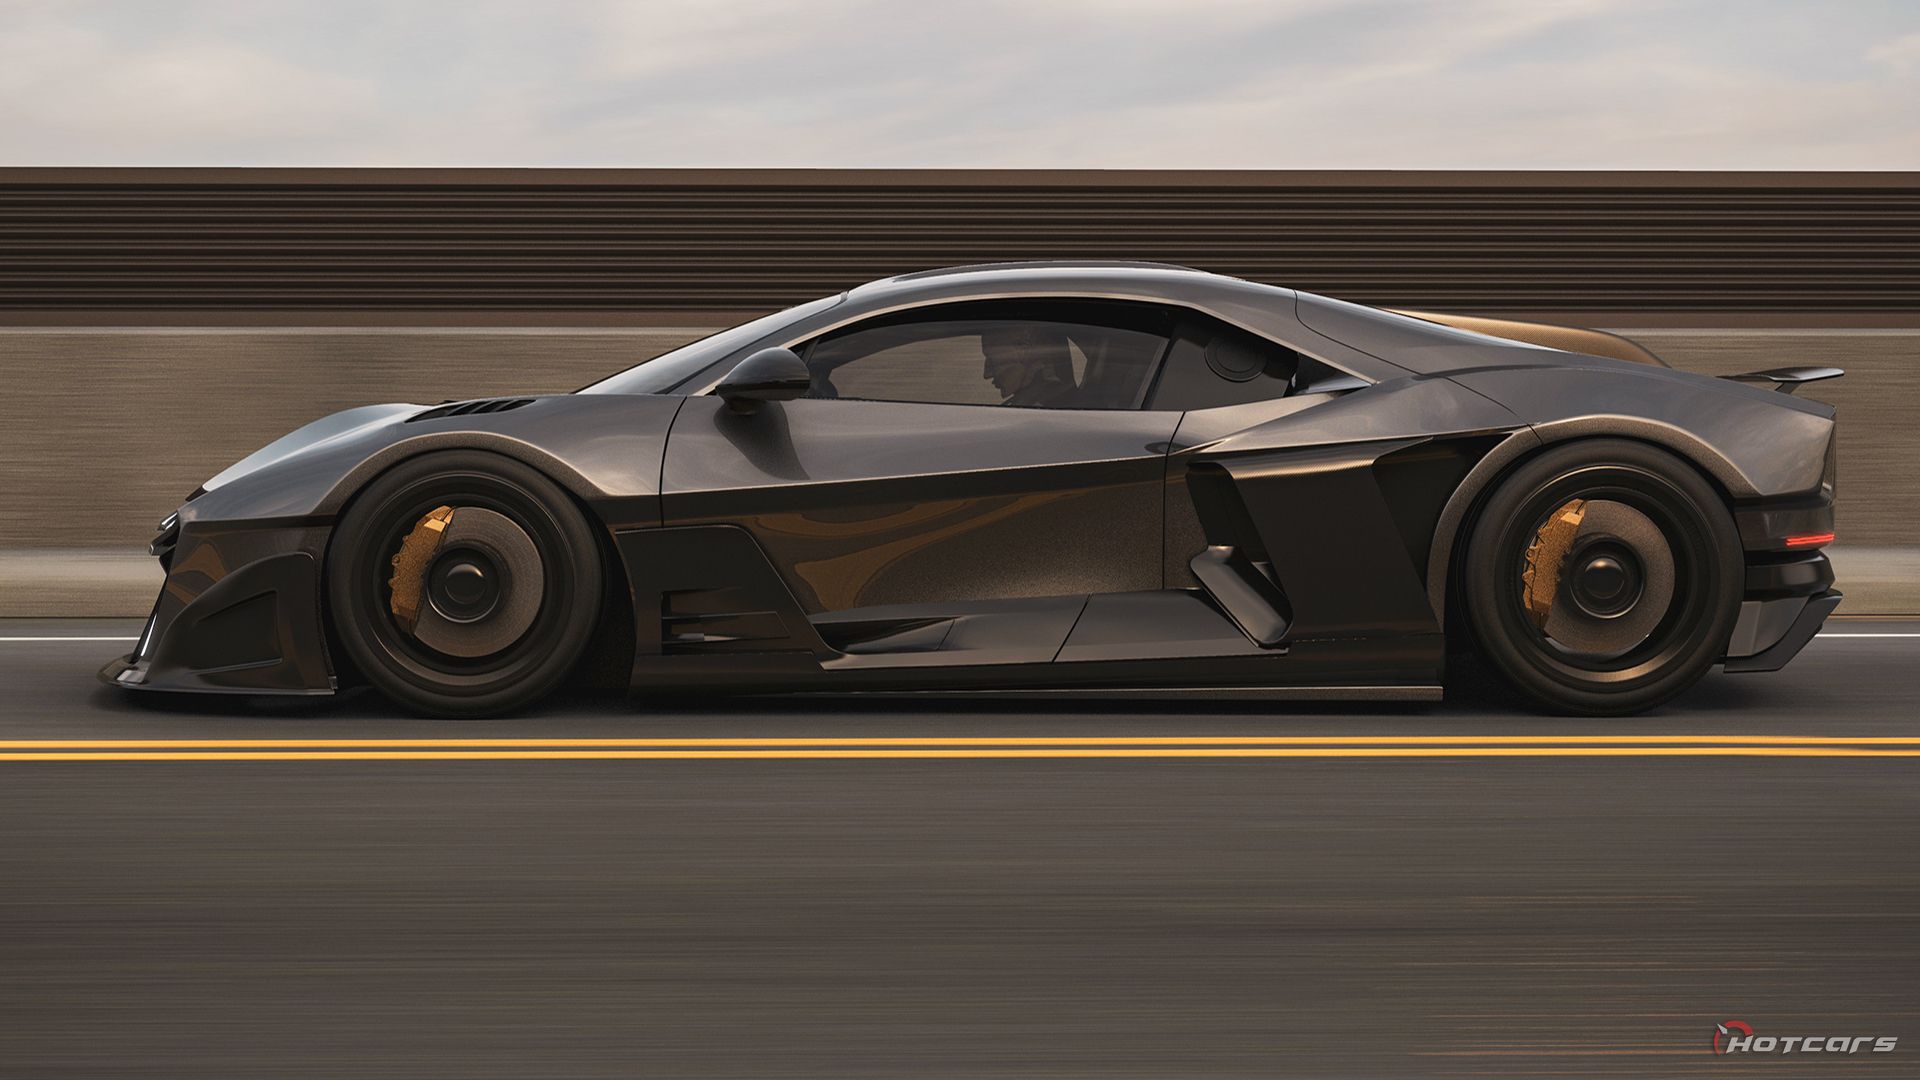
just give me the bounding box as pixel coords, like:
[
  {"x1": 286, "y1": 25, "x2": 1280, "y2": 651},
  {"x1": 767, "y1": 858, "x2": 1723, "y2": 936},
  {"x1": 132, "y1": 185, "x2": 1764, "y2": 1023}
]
[{"x1": 407, "y1": 398, "x2": 537, "y2": 423}]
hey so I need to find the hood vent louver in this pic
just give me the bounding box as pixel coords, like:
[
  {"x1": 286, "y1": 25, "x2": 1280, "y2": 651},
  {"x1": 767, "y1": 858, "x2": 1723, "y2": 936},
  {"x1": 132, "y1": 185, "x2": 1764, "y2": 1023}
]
[{"x1": 407, "y1": 398, "x2": 536, "y2": 423}]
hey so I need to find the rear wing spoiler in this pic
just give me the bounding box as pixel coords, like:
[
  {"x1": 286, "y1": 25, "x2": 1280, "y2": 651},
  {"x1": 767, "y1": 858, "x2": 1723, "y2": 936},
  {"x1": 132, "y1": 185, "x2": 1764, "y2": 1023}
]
[{"x1": 1721, "y1": 367, "x2": 1845, "y2": 395}]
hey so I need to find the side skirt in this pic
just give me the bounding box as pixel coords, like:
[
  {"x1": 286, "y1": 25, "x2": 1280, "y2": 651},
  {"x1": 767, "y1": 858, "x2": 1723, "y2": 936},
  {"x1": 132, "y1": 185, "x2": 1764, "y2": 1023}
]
[
  {"x1": 618, "y1": 524, "x2": 1447, "y2": 698},
  {"x1": 782, "y1": 684, "x2": 1443, "y2": 703}
]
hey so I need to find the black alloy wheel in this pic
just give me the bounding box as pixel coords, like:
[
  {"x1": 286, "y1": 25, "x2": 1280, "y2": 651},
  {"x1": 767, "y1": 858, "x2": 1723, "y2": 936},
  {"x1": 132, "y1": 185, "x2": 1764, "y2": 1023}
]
[
  {"x1": 1460, "y1": 439, "x2": 1743, "y2": 715},
  {"x1": 326, "y1": 450, "x2": 603, "y2": 717}
]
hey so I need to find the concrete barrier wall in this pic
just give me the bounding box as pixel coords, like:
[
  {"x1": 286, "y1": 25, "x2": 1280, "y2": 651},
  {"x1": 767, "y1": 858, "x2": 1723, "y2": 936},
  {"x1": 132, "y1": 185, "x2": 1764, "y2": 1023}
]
[{"x1": 3, "y1": 324, "x2": 1910, "y2": 616}]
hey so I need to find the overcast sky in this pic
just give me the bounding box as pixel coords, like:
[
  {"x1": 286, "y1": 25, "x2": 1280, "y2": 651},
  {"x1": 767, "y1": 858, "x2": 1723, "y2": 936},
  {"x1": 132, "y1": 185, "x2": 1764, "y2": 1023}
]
[{"x1": 2, "y1": 0, "x2": 1916, "y2": 168}]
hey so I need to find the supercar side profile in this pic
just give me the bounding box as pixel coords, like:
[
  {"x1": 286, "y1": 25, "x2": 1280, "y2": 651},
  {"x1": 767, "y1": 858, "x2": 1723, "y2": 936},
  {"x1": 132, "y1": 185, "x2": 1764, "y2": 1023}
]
[{"x1": 104, "y1": 263, "x2": 1843, "y2": 716}]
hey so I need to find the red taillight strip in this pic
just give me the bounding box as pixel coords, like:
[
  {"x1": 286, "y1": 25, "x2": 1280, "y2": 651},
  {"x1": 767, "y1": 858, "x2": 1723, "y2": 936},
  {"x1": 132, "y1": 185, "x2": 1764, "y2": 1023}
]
[{"x1": 1784, "y1": 532, "x2": 1836, "y2": 549}]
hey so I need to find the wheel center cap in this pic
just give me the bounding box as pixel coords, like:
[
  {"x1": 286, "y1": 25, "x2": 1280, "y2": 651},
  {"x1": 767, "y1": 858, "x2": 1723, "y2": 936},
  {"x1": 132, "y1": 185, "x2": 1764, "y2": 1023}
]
[
  {"x1": 443, "y1": 562, "x2": 487, "y2": 603},
  {"x1": 427, "y1": 549, "x2": 502, "y2": 624},
  {"x1": 1581, "y1": 556, "x2": 1627, "y2": 599},
  {"x1": 1568, "y1": 543, "x2": 1643, "y2": 619}
]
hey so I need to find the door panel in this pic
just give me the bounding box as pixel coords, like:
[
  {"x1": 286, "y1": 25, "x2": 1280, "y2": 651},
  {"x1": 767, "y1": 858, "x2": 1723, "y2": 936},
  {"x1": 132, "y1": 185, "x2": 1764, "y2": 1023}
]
[{"x1": 662, "y1": 397, "x2": 1180, "y2": 614}]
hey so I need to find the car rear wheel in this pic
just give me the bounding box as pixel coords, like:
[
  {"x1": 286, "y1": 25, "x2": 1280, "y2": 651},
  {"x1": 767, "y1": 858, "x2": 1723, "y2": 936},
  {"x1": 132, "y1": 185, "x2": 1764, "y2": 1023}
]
[
  {"x1": 326, "y1": 450, "x2": 602, "y2": 717},
  {"x1": 1460, "y1": 439, "x2": 1742, "y2": 715}
]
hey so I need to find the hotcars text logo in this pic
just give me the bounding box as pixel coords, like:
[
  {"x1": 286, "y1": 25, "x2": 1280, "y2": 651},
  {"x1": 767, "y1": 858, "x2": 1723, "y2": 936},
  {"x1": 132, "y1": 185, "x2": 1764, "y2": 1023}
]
[{"x1": 1714, "y1": 1020, "x2": 1897, "y2": 1056}]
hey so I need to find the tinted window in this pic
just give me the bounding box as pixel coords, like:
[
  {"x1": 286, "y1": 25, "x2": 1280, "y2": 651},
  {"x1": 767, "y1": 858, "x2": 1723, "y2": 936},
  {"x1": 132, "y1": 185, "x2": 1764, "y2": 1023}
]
[
  {"x1": 1143, "y1": 319, "x2": 1299, "y2": 410},
  {"x1": 801, "y1": 300, "x2": 1173, "y2": 409}
]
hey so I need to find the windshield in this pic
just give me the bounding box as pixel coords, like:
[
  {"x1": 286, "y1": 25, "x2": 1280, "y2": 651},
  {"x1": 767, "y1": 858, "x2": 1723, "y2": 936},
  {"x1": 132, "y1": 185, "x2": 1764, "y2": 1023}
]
[{"x1": 577, "y1": 293, "x2": 846, "y2": 395}]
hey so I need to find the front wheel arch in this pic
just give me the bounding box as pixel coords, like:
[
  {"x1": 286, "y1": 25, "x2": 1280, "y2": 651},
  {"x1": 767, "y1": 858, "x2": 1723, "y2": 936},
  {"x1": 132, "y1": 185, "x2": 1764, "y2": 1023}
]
[
  {"x1": 314, "y1": 431, "x2": 608, "y2": 519},
  {"x1": 322, "y1": 448, "x2": 609, "y2": 716}
]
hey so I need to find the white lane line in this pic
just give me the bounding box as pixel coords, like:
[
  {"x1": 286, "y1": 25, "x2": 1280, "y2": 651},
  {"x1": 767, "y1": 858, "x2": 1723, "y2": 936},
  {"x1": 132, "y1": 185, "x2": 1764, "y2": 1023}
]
[{"x1": 0, "y1": 636, "x2": 139, "y2": 642}]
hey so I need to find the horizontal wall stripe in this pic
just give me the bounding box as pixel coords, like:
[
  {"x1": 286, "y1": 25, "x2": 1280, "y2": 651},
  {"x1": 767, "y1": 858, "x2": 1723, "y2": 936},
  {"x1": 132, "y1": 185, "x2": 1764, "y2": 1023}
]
[{"x1": 1, "y1": 170, "x2": 1914, "y2": 316}]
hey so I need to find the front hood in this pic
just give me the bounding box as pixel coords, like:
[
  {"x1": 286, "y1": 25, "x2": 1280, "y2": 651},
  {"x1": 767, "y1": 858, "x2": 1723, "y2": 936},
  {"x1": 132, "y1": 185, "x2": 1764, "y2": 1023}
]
[
  {"x1": 178, "y1": 392, "x2": 683, "y2": 529},
  {"x1": 201, "y1": 403, "x2": 421, "y2": 494}
]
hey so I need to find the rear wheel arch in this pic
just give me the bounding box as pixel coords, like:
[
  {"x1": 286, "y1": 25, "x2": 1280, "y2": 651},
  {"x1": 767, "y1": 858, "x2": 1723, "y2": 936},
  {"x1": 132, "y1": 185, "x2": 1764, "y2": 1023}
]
[
  {"x1": 1450, "y1": 437, "x2": 1744, "y2": 713},
  {"x1": 1430, "y1": 425, "x2": 1745, "y2": 631}
]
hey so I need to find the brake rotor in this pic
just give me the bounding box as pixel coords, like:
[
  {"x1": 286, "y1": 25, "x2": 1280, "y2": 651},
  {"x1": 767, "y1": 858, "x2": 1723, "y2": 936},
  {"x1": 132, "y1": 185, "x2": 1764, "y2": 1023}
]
[
  {"x1": 387, "y1": 506, "x2": 545, "y2": 658},
  {"x1": 1522, "y1": 498, "x2": 1675, "y2": 658}
]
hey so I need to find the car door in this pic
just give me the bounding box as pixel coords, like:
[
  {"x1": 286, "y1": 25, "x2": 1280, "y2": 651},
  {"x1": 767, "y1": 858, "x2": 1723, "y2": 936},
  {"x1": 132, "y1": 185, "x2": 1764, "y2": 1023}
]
[{"x1": 658, "y1": 298, "x2": 1181, "y2": 664}]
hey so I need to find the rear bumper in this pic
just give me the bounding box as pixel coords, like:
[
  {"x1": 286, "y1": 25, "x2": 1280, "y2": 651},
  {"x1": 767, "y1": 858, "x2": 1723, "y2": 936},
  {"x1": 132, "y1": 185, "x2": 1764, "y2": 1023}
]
[
  {"x1": 1724, "y1": 589, "x2": 1840, "y2": 674},
  {"x1": 1723, "y1": 423, "x2": 1837, "y2": 674},
  {"x1": 1722, "y1": 516, "x2": 1841, "y2": 671}
]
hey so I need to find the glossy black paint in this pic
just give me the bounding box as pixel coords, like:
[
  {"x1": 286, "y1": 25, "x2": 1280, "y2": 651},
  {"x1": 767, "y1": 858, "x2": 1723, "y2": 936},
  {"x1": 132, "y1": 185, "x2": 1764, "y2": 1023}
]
[
  {"x1": 1744, "y1": 551, "x2": 1836, "y2": 599},
  {"x1": 102, "y1": 524, "x2": 333, "y2": 695},
  {"x1": 661, "y1": 396, "x2": 1176, "y2": 612},
  {"x1": 182, "y1": 394, "x2": 684, "y2": 527},
  {"x1": 1724, "y1": 591, "x2": 1843, "y2": 673},
  {"x1": 105, "y1": 263, "x2": 1842, "y2": 706}
]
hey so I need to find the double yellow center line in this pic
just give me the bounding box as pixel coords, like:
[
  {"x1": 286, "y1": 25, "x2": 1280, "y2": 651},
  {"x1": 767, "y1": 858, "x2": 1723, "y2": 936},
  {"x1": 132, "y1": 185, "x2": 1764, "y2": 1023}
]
[{"x1": 2, "y1": 735, "x2": 1918, "y2": 761}]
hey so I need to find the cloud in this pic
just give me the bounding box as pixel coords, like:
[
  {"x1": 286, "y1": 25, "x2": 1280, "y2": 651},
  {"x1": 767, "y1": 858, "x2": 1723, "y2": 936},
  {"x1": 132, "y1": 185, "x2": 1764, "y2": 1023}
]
[
  {"x1": 1868, "y1": 31, "x2": 1920, "y2": 70},
  {"x1": 0, "y1": 8, "x2": 380, "y2": 159},
  {"x1": 0, "y1": 0, "x2": 1913, "y2": 167}
]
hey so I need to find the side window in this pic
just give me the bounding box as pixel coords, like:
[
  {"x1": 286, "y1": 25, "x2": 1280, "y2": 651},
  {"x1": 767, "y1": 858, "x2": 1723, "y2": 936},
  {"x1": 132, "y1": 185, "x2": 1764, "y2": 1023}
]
[
  {"x1": 1143, "y1": 319, "x2": 1300, "y2": 411},
  {"x1": 800, "y1": 300, "x2": 1174, "y2": 409}
]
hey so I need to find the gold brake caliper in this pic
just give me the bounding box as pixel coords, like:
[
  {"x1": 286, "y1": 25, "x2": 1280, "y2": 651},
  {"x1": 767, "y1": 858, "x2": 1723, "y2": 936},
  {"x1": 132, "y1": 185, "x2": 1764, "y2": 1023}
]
[
  {"x1": 1520, "y1": 499, "x2": 1586, "y2": 629},
  {"x1": 388, "y1": 505, "x2": 455, "y2": 633}
]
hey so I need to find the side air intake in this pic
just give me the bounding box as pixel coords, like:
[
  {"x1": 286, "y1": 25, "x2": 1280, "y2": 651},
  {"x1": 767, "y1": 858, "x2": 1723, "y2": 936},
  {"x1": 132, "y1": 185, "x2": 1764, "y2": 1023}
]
[{"x1": 407, "y1": 398, "x2": 537, "y2": 422}]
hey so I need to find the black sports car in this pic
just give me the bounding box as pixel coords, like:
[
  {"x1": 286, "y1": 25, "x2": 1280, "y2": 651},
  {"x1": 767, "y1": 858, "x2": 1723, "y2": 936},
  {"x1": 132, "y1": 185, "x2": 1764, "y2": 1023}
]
[{"x1": 104, "y1": 263, "x2": 1843, "y2": 716}]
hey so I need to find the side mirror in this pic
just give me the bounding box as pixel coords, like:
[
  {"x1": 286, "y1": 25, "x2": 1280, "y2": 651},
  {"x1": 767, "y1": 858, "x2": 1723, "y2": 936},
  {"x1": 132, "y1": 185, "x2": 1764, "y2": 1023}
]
[{"x1": 716, "y1": 347, "x2": 812, "y2": 413}]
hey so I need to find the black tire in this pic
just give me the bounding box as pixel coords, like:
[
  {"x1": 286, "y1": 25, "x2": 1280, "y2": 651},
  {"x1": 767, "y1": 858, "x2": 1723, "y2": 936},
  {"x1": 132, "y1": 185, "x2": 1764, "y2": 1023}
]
[
  {"x1": 326, "y1": 450, "x2": 603, "y2": 717},
  {"x1": 1460, "y1": 439, "x2": 1742, "y2": 716}
]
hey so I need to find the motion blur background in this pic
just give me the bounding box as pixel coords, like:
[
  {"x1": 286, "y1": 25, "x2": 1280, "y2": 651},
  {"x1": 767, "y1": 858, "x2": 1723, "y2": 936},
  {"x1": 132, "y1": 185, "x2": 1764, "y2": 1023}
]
[
  {"x1": 2, "y1": 167, "x2": 1914, "y2": 613},
  {"x1": 3, "y1": 6, "x2": 1918, "y2": 1077}
]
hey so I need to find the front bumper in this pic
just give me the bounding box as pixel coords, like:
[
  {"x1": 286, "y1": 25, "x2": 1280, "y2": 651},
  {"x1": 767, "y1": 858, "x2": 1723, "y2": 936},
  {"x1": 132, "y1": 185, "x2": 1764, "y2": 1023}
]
[{"x1": 100, "y1": 519, "x2": 337, "y2": 696}]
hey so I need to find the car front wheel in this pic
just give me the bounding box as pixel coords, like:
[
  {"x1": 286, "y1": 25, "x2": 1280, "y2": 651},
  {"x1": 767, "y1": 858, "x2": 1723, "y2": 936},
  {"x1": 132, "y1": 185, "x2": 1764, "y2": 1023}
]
[{"x1": 326, "y1": 450, "x2": 603, "y2": 717}]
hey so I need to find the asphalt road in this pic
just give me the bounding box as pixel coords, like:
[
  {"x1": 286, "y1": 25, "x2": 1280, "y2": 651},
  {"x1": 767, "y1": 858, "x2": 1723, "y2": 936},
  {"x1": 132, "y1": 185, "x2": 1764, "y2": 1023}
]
[{"x1": 1, "y1": 619, "x2": 1917, "y2": 1077}]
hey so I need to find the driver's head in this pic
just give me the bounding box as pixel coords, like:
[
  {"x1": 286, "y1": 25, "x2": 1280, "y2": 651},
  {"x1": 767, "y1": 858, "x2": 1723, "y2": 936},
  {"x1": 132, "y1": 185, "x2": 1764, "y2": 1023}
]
[{"x1": 981, "y1": 324, "x2": 1072, "y2": 400}]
